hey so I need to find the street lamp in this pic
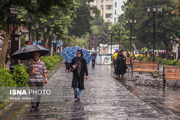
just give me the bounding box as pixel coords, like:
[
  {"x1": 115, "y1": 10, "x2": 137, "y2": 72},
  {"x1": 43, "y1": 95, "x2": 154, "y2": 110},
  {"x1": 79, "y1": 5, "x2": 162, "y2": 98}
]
[
  {"x1": 126, "y1": 19, "x2": 136, "y2": 56},
  {"x1": 9, "y1": 5, "x2": 18, "y2": 73},
  {"x1": 108, "y1": 30, "x2": 114, "y2": 60},
  {"x1": 43, "y1": 27, "x2": 48, "y2": 47},
  {"x1": 48, "y1": 30, "x2": 53, "y2": 52},
  {"x1": 27, "y1": 17, "x2": 32, "y2": 44},
  {"x1": 146, "y1": 5, "x2": 162, "y2": 62},
  {"x1": 10, "y1": 4, "x2": 18, "y2": 48},
  {"x1": 35, "y1": 22, "x2": 39, "y2": 45},
  {"x1": 53, "y1": 33, "x2": 57, "y2": 55}
]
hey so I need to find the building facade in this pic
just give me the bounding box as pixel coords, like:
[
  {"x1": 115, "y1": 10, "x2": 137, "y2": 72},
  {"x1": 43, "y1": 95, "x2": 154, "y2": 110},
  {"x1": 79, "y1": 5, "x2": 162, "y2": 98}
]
[{"x1": 90, "y1": 0, "x2": 126, "y2": 24}]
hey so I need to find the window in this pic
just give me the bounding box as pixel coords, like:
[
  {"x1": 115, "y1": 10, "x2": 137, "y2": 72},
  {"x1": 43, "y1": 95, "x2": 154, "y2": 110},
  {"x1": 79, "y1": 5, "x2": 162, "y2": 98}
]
[
  {"x1": 106, "y1": 5, "x2": 113, "y2": 10},
  {"x1": 115, "y1": 10, "x2": 116, "y2": 15},
  {"x1": 101, "y1": 0, "x2": 104, "y2": 3},
  {"x1": 105, "y1": 13, "x2": 112, "y2": 18},
  {"x1": 115, "y1": 2, "x2": 117, "y2": 7},
  {"x1": 101, "y1": 5, "x2": 104, "y2": 10}
]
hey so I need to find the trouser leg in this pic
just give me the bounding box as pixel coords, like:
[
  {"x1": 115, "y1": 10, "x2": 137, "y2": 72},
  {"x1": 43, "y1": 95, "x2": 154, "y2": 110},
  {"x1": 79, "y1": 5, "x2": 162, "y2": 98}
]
[
  {"x1": 114, "y1": 61, "x2": 117, "y2": 74},
  {"x1": 29, "y1": 82, "x2": 43, "y2": 108},
  {"x1": 121, "y1": 74, "x2": 124, "y2": 80},
  {"x1": 29, "y1": 82, "x2": 36, "y2": 108},
  {"x1": 77, "y1": 88, "x2": 82, "y2": 99},
  {"x1": 36, "y1": 82, "x2": 43, "y2": 108},
  {"x1": 73, "y1": 88, "x2": 78, "y2": 98}
]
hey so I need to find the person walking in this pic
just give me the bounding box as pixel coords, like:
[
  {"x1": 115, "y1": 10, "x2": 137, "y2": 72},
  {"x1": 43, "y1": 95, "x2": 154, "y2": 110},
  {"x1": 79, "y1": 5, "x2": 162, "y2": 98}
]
[
  {"x1": 91, "y1": 52, "x2": 96, "y2": 68},
  {"x1": 26, "y1": 52, "x2": 48, "y2": 111},
  {"x1": 113, "y1": 50, "x2": 118, "y2": 74},
  {"x1": 116, "y1": 50, "x2": 127, "y2": 80},
  {"x1": 65, "y1": 61, "x2": 71, "y2": 72},
  {"x1": 71, "y1": 50, "x2": 88, "y2": 102}
]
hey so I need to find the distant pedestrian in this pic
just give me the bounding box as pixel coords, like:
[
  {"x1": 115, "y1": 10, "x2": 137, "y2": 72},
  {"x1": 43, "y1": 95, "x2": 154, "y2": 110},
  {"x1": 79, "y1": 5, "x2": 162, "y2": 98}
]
[
  {"x1": 113, "y1": 50, "x2": 119, "y2": 74},
  {"x1": 116, "y1": 50, "x2": 127, "y2": 80},
  {"x1": 71, "y1": 50, "x2": 88, "y2": 102},
  {"x1": 91, "y1": 53, "x2": 96, "y2": 68},
  {"x1": 26, "y1": 52, "x2": 48, "y2": 111},
  {"x1": 65, "y1": 61, "x2": 71, "y2": 72}
]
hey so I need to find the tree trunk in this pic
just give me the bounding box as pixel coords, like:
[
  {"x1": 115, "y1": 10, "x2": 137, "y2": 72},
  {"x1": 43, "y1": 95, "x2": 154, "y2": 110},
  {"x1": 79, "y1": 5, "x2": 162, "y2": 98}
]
[
  {"x1": 0, "y1": 30, "x2": 10, "y2": 68},
  {"x1": 40, "y1": 31, "x2": 45, "y2": 47}
]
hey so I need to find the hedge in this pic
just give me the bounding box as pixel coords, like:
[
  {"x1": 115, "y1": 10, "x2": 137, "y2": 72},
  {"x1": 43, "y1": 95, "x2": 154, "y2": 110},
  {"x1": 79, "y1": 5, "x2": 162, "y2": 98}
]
[
  {"x1": 13, "y1": 65, "x2": 29, "y2": 87},
  {"x1": 0, "y1": 68, "x2": 16, "y2": 108},
  {"x1": 135, "y1": 55, "x2": 180, "y2": 66},
  {"x1": 41, "y1": 55, "x2": 63, "y2": 70}
]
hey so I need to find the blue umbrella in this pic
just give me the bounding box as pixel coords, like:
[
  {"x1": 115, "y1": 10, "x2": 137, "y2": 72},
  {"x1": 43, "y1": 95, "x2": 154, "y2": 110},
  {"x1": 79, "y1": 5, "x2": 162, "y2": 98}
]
[{"x1": 61, "y1": 46, "x2": 91, "y2": 64}]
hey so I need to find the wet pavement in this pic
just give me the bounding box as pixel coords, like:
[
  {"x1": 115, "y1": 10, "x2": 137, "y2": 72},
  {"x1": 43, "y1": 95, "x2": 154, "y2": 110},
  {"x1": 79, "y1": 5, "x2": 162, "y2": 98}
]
[
  {"x1": 125, "y1": 81, "x2": 180, "y2": 120},
  {"x1": 4, "y1": 65, "x2": 180, "y2": 120}
]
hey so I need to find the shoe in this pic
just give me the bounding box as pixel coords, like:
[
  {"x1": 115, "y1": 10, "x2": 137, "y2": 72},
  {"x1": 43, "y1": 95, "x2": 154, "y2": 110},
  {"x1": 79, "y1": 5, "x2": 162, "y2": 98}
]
[
  {"x1": 76, "y1": 98, "x2": 80, "y2": 102},
  {"x1": 34, "y1": 106, "x2": 39, "y2": 111},
  {"x1": 75, "y1": 98, "x2": 80, "y2": 102},
  {"x1": 30, "y1": 106, "x2": 36, "y2": 112}
]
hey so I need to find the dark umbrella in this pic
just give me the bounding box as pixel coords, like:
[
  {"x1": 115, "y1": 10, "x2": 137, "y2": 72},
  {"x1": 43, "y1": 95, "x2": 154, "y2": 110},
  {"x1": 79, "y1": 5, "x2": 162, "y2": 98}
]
[{"x1": 12, "y1": 45, "x2": 49, "y2": 60}]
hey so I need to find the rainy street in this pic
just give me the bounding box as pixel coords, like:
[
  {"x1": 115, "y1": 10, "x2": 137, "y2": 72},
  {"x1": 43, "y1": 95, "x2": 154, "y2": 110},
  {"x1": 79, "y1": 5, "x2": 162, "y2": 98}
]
[{"x1": 3, "y1": 64, "x2": 180, "y2": 120}]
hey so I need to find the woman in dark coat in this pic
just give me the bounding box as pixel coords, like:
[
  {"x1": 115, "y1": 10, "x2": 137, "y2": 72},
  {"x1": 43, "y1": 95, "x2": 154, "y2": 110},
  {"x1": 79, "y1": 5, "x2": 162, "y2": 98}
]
[
  {"x1": 71, "y1": 50, "x2": 88, "y2": 102},
  {"x1": 116, "y1": 50, "x2": 127, "y2": 80}
]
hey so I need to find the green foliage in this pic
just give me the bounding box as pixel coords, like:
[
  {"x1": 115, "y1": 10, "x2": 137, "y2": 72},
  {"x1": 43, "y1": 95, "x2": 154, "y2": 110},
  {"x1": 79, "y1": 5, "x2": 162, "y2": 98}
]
[
  {"x1": 0, "y1": 0, "x2": 77, "y2": 30},
  {"x1": 70, "y1": 0, "x2": 92, "y2": 37},
  {"x1": 136, "y1": 56, "x2": 180, "y2": 66},
  {"x1": 141, "y1": 47, "x2": 148, "y2": 52},
  {"x1": 136, "y1": 55, "x2": 143, "y2": 60},
  {"x1": 0, "y1": 68, "x2": 16, "y2": 108},
  {"x1": 121, "y1": 0, "x2": 180, "y2": 51},
  {"x1": 13, "y1": 65, "x2": 29, "y2": 87},
  {"x1": 0, "y1": 69, "x2": 16, "y2": 87},
  {"x1": 110, "y1": 21, "x2": 131, "y2": 50},
  {"x1": 66, "y1": 34, "x2": 89, "y2": 48},
  {"x1": 41, "y1": 55, "x2": 63, "y2": 70}
]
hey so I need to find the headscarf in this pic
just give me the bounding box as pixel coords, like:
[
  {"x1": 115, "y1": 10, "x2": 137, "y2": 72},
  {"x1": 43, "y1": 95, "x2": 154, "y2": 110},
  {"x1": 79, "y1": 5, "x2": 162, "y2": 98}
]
[{"x1": 76, "y1": 50, "x2": 83, "y2": 76}]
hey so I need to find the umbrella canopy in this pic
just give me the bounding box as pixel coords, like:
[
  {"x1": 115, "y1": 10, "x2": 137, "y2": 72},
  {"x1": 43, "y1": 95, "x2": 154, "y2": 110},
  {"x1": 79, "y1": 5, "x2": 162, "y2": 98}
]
[
  {"x1": 61, "y1": 46, "x2": 91, "y2": 64},
  {"x1": 114, "y1": 49, "x2": 119, "y2": 51},
  {"x1": 12, "y1": 45, "x2": 49, "y2": 60},
  {"x1": 161, "y1": 50, "x2": 166, "y2": 53}
]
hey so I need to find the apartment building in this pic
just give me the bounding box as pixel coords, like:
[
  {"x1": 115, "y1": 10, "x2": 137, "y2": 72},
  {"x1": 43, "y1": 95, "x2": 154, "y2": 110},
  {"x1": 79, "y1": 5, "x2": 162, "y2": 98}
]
[{"x1": 90, "y1": 0, "x2": 126, "y2": 24}]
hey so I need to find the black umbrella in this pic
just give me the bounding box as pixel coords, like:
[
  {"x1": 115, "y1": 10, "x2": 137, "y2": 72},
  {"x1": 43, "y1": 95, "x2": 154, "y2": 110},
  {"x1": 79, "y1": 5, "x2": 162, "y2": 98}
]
[{"x1": 12, "y1": 45, "x2": 49, "y2": 60}]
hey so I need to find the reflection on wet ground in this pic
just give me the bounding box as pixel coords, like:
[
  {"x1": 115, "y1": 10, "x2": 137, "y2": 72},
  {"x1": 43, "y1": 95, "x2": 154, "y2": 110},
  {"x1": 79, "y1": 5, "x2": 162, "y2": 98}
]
[
  {"x1": 5, "y1": 65, "x2": 180, "y2": 120},
  {"x1": 124, "y1": 80, "x2": 180, "y2": 119}
]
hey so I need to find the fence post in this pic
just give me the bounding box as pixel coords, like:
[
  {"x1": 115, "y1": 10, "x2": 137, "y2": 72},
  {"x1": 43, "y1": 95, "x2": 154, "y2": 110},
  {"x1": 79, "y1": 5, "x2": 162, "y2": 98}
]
[{"x1": 131, "y1": 62, "x2": 133, "y2": 78}]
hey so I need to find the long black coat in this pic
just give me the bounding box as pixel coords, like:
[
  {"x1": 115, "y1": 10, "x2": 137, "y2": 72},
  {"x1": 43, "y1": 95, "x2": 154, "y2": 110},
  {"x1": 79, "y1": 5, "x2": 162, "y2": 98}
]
[
  {"x1": 116, "y1": 54, "x2": 127, "y2": 75},
  {"x1": 71, "y1": 57, "x2": 88, "y2": 90}
]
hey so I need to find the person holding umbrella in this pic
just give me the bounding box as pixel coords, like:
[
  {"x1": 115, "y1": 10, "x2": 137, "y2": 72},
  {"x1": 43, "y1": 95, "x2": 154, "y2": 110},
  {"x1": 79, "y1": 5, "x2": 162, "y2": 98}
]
[
  {"x1": 71, "y1": 50, "x2": 88, "y2": 102},
  {"x1": 26, "y1": 51, "x2": 48, "y2": 111},
  {"x1": 12, "y1": 45, "x2": 49, "y2": 111}
]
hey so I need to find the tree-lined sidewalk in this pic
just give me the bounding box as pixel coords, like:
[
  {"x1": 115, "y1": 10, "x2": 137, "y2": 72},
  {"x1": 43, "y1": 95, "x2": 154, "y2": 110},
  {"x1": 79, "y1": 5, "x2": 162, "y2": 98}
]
[{"x1": 3, "y1": 65, "x2": 172, "y2": 120}]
